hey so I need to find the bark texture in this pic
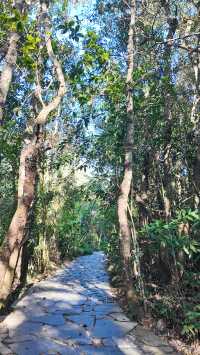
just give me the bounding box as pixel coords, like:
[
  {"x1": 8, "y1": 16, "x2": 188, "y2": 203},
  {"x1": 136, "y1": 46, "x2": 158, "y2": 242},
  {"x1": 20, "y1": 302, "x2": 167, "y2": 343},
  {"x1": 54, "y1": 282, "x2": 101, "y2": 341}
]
[
  {"x1": 0, "y1": 0, "x2": 27, "y2": 125},
  {"x1": 117, "y1": 0, "x2": 136, "y2": 289},
  {"x1": 0, "y1": 32, "x2": 19, "y2": 125},
  {"x1": 0, "y1": 138, "x2": 38, "y2": 301}
]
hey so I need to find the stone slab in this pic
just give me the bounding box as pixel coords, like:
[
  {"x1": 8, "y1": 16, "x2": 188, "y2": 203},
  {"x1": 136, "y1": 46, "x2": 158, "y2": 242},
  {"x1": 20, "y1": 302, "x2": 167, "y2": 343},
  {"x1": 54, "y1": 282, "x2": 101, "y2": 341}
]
[{"x1": 1, "y1": 252, "x2": 174, "y2": 355}]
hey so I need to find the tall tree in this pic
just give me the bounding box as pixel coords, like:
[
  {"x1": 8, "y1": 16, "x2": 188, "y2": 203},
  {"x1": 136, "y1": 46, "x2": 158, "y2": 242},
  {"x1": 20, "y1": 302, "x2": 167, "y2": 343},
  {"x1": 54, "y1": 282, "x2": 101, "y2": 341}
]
[
  {"x1": 0, "y1": 0, "x2": 66, "y2": 303},
  {"x1": 160, "y1": 0, "x2": 178, "y2": 219},
  {"x1": 117, "y1": 0, "x2": 136, "y2": 294}
]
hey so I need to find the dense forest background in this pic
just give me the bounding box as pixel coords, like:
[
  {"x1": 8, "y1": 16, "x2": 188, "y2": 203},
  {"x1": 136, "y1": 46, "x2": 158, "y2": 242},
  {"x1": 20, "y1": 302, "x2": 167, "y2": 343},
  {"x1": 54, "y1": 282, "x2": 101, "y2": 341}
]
[{"x1": 0, "y1": 0, "x2": 200, "y2": 350}]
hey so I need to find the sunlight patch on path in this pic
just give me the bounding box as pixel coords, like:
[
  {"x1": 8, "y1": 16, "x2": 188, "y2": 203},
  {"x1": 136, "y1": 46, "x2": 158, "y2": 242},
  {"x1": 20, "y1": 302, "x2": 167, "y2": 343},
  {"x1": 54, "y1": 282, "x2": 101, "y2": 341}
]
[{"x1": 0, "y1": 252, "x2": 176, "y2": 354}]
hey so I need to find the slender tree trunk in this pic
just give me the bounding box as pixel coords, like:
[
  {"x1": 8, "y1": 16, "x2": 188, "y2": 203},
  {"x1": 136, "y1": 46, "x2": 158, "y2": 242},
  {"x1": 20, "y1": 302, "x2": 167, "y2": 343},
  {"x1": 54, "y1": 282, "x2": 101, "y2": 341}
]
[
  {"x1": 191, "y1": 34, "x2": 200, "y2": 207},
  {"x1": 136, "y1": 148, "x2": 151, "y2": 226},
  {"x1": 161, "y1": 0, "x2": 178, "y2": 220},
  {"x1": 117, "y1": 0, "x2": 136, "y2": 292},
  {"x1": 0, "y1": 0, "x2": 26, "y2": 125},
  {"x1": 0, "y1": 32, "x2": 19, "y2": 125}
]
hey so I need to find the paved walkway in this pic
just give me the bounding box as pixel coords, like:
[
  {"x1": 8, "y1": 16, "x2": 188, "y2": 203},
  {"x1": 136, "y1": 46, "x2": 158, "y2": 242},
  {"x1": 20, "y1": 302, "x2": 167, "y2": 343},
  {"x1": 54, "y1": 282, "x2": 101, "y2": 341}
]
[{"x1": 0, "y1": 252, "x2": 176, "y2": 354}]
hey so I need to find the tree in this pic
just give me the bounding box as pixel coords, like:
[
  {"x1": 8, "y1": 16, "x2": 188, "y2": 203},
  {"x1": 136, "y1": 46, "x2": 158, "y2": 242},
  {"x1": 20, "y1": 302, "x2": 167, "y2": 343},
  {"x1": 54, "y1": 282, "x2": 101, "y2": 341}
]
[
  {"x1": 117, "y1": 0, "x2": 136, "y2": 295},
  {"x1": 0, "y1": 0, "x2": 66, "y2": 303}
]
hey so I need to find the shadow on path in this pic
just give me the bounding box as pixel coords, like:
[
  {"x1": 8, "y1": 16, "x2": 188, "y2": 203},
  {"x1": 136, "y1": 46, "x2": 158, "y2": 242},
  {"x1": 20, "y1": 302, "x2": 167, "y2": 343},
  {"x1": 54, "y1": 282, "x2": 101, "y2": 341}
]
[{"x1": 0, "y1": 252, "x2": 176, "y2": 355}]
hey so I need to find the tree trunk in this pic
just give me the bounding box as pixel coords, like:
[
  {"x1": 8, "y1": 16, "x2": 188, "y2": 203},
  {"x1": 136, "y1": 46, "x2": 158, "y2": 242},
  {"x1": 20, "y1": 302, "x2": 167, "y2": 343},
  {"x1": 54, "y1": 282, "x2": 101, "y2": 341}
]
[
  {"x1": 191, "y1": 33, "x2": 200, "y2": 207},
  {"x1": 0, "y1": 0, "x2": 26, "y2": 125},
  {"x1": 161, "y1": 0, "x2": 178, "y2": 220},
  {"x1": 0, "y1": 137, "x2": 38, "y2": 302},
  {"x1": 136, "y1": 149, "x2": 151, "y2": 226},
  {"x1": 117, "y1": 0, "x2": 136, "y2": 292},
  {"x1": 0, "y1": 32, "x2": 19, "y2": 125}
]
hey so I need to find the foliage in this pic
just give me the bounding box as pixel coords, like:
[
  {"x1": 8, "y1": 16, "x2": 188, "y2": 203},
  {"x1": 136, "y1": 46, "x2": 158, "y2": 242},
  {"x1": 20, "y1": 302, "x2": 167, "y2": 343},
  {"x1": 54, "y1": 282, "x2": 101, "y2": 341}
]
[
  {"x1": 141, "y1": 210, "x2": 200, "y2": 263},
  {"x1": 182, "y1": 304, "x2": 200, "y2": 338}
]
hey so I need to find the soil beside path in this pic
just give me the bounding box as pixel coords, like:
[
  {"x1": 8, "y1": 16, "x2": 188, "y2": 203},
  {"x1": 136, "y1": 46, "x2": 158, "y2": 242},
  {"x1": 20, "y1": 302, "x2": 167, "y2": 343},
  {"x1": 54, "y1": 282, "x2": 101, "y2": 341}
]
[{"x1": 0, "y1": 252, "x2": 177, "y2": 354}]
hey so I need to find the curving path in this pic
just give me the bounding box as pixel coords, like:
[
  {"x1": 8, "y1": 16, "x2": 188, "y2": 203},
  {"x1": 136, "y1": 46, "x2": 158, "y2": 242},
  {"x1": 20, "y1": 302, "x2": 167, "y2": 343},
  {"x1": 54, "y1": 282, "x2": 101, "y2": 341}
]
[{"x1": 0, "y1": 252, "x2": 176, "y2": 354}]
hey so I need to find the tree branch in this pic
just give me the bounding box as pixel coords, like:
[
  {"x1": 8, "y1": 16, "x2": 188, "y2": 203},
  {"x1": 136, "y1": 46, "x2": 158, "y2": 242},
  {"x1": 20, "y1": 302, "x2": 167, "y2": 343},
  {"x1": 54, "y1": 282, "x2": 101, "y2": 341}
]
[{"x1": 35, "y1": 1, "x2": 66, "y2": 125}]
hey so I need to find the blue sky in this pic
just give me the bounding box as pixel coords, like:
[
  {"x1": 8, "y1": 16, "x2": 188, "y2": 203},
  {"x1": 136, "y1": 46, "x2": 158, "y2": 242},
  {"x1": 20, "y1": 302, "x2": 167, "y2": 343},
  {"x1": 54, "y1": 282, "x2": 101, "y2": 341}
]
[{"x1": 68, "y1": 0, "x2": 96, "y2": 20}]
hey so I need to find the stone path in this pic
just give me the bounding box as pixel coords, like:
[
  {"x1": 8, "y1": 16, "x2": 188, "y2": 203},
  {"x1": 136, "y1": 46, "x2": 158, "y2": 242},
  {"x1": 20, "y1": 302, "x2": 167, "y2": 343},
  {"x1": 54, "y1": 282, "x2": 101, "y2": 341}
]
[{"x1": 0, "y1": 252, "x2": 176, "y2": 354}]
